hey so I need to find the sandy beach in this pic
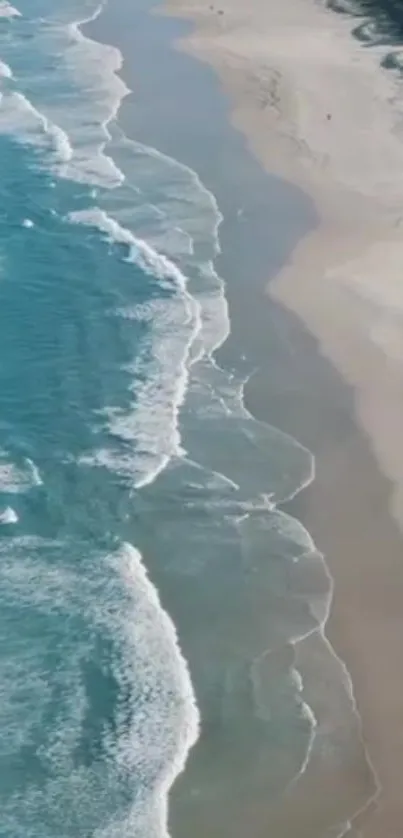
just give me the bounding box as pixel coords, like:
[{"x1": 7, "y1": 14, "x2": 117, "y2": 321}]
[{"x1": 155, "y1": 0, "x2": 403, "y2": 835}]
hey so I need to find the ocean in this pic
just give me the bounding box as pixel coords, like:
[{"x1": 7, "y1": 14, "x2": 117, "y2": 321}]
[{"x1": 0, "y1": 0, "x2": 373, "y2": 836}]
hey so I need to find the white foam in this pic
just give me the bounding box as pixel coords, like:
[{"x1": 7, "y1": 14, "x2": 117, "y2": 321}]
[
  {"x1": 26, "y1": 457, "x2": 42, "y2": 486},
  {"x1": 61, "y1": 6, "x2": 129, "y2": 186},
  {"x1": 0, "y1": 61, "x2": 12, "y2": 78},
  {"x1": 0, "y1": 463, "x2": 28, "y2": 493},
  {"x1": 45, "y1": 119, "x2": 73, "y2": 163},
  {"x1": 22, "y1": 218, "x2": 34, "y2": 228},
  {"x1": 103, "y1": 132, "x2": 228, "y2": 359},
  {"x1": 99, "y1": 543, "x2": 200, "y2": 838},
  {"x1": 0, "y1": 537, "x2": 198, "y2": 838},
  {"x1": 0, "y1": 0, "x2": 226, "y2": 344},
  {"x1": 68, "y1": 207, "x2": 190, "y2": 288},
  {"x1": 71, "y1": 209, "x2": 201, "y2": 486},
  {"x1": 0, "y1": 506, "x2": 18, "y2": 524},
  {"x1": 11, "y1": 4, "x2": 128, "y2": 187},
  {"x1": 0, "y1": 452, "x2": 41, "y2": 493},
  {"x1": 0, "y1": 2, "x2": 20, "y2": 17},
  {"x1": 0, "y1": 0, "x2": 229, "y2": 362},
  {"x1": 0, "y1": 91, "x2": 72, "y2": 165}
]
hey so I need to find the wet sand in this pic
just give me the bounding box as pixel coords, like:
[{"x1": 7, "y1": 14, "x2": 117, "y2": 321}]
[
  {"x1": 87, "y1": 0, "x2": 403, "y2": 835},
  {"x1": 155, "y1": 0, "x2": 403, "y2": 835}
]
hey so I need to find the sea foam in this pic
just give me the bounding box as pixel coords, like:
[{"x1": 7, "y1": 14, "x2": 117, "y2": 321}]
[
  {"x1": 0, "y1": 452, "x2": 42, "y2": 493},
  {"x1": 0, "y1": 91, "x2": 72, "y2": 164},
  {"x1": 68, "y1": 207, "x2": 195, "y2": 289},
  {"x1": 0, "y1": 60, "x2": 13, "y2": 78},
  {"x1": 0, "y1": 2, "x2": 20, "y2": 17},
  {"x1": 70, "y1": 208, "x2": 202, "y2": 487},
  {"x1": 0, "y1": 538, "x2": 199, "y2": 838},
  {"x1": 0, "y1": 506, "x2": 18, "y2": 524}
]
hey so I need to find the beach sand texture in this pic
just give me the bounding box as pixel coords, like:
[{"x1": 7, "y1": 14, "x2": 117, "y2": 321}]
[{"x1": 160, "y1": 0, "x2": 403, "y2": 835}]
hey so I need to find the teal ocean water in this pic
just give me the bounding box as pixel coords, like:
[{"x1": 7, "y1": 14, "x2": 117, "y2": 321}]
[{"x1": 0, "y1": 1, "x2": 341, "y2": 836}]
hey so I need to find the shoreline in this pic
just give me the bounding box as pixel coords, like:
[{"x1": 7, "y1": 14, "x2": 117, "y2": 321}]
[
  {"x1": 85, "y1": 0, "x2": 402, "y2": 835},
  {"x1": 152, "y1": 0, "x2": 403, "y2": 835}
]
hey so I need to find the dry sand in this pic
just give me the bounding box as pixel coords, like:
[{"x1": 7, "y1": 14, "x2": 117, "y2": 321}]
[{"x1": 160, "y1": 0, "x2": 403, "y2": 835}]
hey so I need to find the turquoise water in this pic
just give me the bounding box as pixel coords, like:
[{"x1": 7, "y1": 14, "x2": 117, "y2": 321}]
[{"x1": 0, "y1": 2, "x2": 335, "y2": 836}]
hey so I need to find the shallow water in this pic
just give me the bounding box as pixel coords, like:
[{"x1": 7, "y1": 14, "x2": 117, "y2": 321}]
[{"x1": 0, "y1": 2, "x2": 360, "y2": 836}]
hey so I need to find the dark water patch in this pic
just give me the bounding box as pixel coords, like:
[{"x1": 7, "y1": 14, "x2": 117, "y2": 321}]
[
  {"x1": 327, "y1": 0, "x2": 403, "y2": 46},
  {"x1": 352, "y1": 15, "x2": 401, "y2": 44}
]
